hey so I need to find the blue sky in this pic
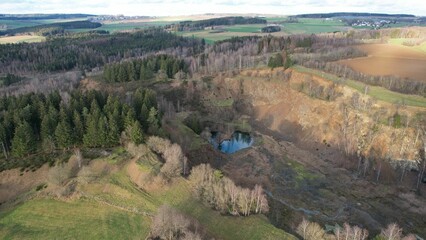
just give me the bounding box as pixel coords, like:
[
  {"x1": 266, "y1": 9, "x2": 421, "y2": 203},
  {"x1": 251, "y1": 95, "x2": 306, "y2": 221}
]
[{"x1": 1, "y1": 0, "x2": 424, "y2": 16}]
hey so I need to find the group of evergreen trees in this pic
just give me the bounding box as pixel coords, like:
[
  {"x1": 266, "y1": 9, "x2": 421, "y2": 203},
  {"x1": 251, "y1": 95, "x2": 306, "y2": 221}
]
[
  {"x1": 0, "y1": 28, "x2": 202, "y2": 73},
  {"x1": 103, "y1": 55, "x2": 188, "y2": 82},
  {"x1": 267, "y1": 53, "x2": 293, "y2": 69},
  {"x1": 0, "y1": 88, "x2": 161, "y2": 163}
]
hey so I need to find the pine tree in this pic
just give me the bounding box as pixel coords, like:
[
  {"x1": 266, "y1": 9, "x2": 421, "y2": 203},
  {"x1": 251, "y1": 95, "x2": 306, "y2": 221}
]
[
  {"x1": 140, "y1": 103, "x2": 149, "y2": 131},
  {"x1": 55, "y1": 119, "x2": 74, "y2": 150},
  {"x1": 147, "y1": 107, "x2": 160, "y2": 135},
  {"x1": 97, "y1": 115, "x2": 108, "y2": 147},
  {"x1": 127, "y1": 62, "x2": 136, "y2": 82},
  {"x1": 40, "y1": 113, "x2": 57, "y2": 141},
  {"x1": 11, "y1": 121, "x2": 36, "y2": 157},
  {"x1": 124, "y1": 108, "x2": 136, "y2": 129},
  {"x1": 118, "y1": 64, "x2": 128, "y2": 82},
  {"x1": 72, "y1": 111, "x2": 84, "y2": 144},
  {"x1": 127, "y1": 120, "x2": 144, "y2": 145},
  {"x1": 140, "y1": 64, "x2": 153, "y2": 80},
  {"x1": 83, "y1": 113, "x2": 99, "y2": 147},
  {"x1": 107, "y1": 113, "x2": 120, "y2": 146}
]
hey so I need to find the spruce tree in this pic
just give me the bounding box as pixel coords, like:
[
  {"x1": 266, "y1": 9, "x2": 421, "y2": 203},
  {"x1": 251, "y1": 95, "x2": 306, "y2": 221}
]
[
  {"x1": 147, "y1": 107, "x2": 160, "y2": 135},
  {"x1": 11, "y1": 121, "x2": 35, "y2": 157},
  {"x1": 73, "y1": 111, "x2": 84, "y2": 144},
  {"x1": 107, "y1": 113, "x2": 120, "y2": 146},
  {"x1": 140, "y1": 103, "x2": 149, "y2": 131},
  {"x1": 127, "y1": 120, "x2": 144, "y2": 145},
  {"x1": 55, "y1": 119, "x2": 73, "y2": 150},
  {"x1": 83, "y1": 113, "x2": 99, "y2": 147}
]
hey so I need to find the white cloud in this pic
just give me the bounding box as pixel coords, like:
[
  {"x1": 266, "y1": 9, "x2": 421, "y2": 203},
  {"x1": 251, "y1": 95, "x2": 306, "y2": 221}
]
[{"x1": 0, "y1": 0, "x2": 424, "y2": 16}]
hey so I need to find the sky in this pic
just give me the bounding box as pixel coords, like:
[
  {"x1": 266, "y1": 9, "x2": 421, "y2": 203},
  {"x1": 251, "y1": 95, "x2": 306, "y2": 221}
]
[{"x1": 1, "y1": 0, "x2": 425, "y2": 17}]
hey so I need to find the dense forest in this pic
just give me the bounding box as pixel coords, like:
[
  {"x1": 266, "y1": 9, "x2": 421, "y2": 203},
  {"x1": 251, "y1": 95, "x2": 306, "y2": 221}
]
[
  {"x1": 0, "y1": 21, "x2": 102, "y2": 36},
  {"x1": 169, "y1": 17, "x2": 266, "y2": 31},
  {"x1": 103, "y1": 55, "x2": 188, "y2": 82},
  {"x1": 0, "y1": 88, "x2": 161, "y2": 171},
  {"x1": 0, "y1": 14, "x2": 95, "y2": 20},
  {"x1": 0, "y1": 28, "x2": 203, "y2": 74}
]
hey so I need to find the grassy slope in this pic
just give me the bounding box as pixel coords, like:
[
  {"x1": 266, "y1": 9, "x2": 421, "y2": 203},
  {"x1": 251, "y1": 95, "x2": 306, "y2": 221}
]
[
  {"x1": 293, "y1": 65, "x2": 426, "y2": 108},
  {"x1": 0, "y1": 148, "x2": 295, "y2": 240},
  {"x1": 0, "y1": 199, "x2": 150, "y2": 240}
]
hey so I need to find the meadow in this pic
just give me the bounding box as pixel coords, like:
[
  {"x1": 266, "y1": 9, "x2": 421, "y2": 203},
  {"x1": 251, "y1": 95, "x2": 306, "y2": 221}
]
[{"x1": 0, "y1": 148, "x2": 295, "y2": 240}]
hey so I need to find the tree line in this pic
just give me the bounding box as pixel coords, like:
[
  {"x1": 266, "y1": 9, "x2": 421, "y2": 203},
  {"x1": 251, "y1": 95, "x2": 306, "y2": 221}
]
[
  {"x1": 168, "y1": 17, "x2": 266, "y2": 31},
  {"x1": 0, "y1": 20, "x2": 101, "y2": 36},
  {"x1": 0, "y1": 88, "x2": 161, "y2": 170},
  {"x1": 0, "y1": 28, "x2": 203, "y2": 74},
  {"x1": 103, "y1": 55, "x2": 188, "y2": 83},
  {"x1": 296, "y1": 218, "x2": 417, "y2": 240}
]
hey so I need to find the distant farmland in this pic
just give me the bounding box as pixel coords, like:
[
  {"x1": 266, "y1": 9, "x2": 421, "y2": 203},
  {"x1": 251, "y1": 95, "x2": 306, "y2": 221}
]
[
  {"x1": 338, "y1": 43, "x2": 426, "y2": 82},
  {"x1": 0, "y1": 35, "x2": 45, "y2": 44}
]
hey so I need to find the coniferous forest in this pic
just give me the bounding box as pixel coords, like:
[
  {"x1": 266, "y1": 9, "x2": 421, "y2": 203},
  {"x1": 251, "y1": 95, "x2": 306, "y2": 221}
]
[{"x1": 0, "y1": 88, "x2": 160, "y2": 171}]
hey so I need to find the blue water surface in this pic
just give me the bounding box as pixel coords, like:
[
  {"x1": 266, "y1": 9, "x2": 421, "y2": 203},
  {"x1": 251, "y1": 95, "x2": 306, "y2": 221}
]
[{"x1": 210, "y1": 131, "x2": 254, "y2": 154}]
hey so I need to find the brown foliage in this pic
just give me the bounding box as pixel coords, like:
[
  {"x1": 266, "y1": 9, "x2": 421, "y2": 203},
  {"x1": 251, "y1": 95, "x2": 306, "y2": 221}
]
[
  {"x1": 189, "y1": 164, "x2": 268, "y2": 216},
  {"x1": 149, "y1": 205, "x2": 204, "y2": 240}
]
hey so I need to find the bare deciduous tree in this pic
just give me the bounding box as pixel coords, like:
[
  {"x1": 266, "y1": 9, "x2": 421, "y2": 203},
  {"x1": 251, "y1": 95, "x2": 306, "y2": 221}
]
[
  {"x1": 296, "y1": 218, "x2": 326, "y2": 240},
  {"x1": 334, "y1": 223, "x2": 368, "y2": 240},
  {"x1": 150, "y1": 205, "x2": 204, "y2": 240}
]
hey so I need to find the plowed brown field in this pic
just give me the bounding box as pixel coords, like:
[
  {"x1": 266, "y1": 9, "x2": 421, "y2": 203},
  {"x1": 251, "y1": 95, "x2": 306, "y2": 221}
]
[{"x1": 338, "y1": 43, "x2": 426, "y2": 82}]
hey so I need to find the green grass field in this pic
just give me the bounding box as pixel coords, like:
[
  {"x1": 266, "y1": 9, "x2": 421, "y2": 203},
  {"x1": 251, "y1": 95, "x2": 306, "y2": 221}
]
[
  {"x1": 293, "y1": 65, "x2": 426, "y2": 108},
  {"x1": 0, "y1": 199, "x2": 150, "y2": 240},
  {"x1": 0, "y1": 35, "x2": 45, "y2": 44},
  {"x1": 97, "y1": 21, "x2": 172, "y2": 32},
  {"x1": 281, "y1": 18, "x2": 347, "y2": 34},
  {"x1": 0, "y1": 148, "x2": 294, "y2": 240}
]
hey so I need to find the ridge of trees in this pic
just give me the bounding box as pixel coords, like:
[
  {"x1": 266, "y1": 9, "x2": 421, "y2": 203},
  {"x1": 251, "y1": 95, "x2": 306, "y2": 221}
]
[
  {"x1": 168, "y1": 16, "x2": 266, "y2": 31},
  {"x1": 0, "y1": 88, "x2": 161, "y2": 171},
  {"x1": 0, "y1": 21, "x2": 101, "y2": 36},
  {"x1": 103, "y1": 55, "x2": 188, "y2": 82},
  {"x1": 0, "y1": 28, "x2": 203, "y2": 74}
]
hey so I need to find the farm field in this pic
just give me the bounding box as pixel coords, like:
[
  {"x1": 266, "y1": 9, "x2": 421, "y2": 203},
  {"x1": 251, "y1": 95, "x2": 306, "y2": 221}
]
[
  {"x1": 280, "y1": 18, "x2": 348, "y2": 34},
  {"x1": 176, "y1": 18, "x2": 351, "y2": 43},
  {"x1": 338, "y1": 43, "x2": 426, "y2": 82},
  {"x1": 0, "y1": 35, "x2": 45, "y2": 44},
  {"x1": 293, "y1": 65, "x2": 426, "y2": 108},
  {"x1": 98, "y1": 21, "x2": 171, "y2": 32}
]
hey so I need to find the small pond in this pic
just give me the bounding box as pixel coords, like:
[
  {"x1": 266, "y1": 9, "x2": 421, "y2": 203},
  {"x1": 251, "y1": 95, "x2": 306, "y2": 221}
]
[{"x1": 209, "y1": 131, "x2": 254, "y2": 154}]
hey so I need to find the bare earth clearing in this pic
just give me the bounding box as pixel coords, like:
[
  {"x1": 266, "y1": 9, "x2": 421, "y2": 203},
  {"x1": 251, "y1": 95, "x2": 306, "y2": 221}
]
[{"x1": 338, "y1": 43, "x2": 426, "y2": 82}]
